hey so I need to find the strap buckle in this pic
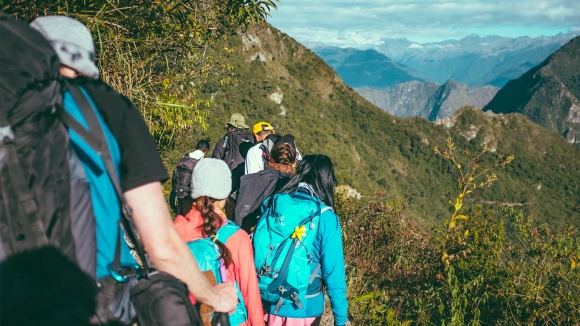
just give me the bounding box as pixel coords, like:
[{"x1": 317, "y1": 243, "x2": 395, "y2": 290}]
[
  {"x1": 290, "y1": 292, "x2": 304, "y2": 309},
  {"x1": 107, "y1": 263, "x2": 140, "y2": 283}
]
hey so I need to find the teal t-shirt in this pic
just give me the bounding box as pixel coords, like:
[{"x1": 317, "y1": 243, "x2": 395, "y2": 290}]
[{"x1": 64, "y1": 88, "x2": 136, "y2": 279}]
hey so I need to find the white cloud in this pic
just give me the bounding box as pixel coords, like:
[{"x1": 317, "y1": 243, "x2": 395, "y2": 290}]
[
  {"x1": 408, "y1": 44, "x2": 424, "y2": 49},
  {"x1": 267, "y1": 0, "x2": 580, "y2": 47}
]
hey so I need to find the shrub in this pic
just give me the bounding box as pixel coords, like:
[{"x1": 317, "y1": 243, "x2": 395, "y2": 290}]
[{"x1": 341, "y1": 139, "x2": 580, "y2": 325}]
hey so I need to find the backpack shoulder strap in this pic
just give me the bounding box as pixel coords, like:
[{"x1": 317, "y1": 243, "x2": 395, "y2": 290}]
[
  {"x1": 320, "y1": 206, "x2": 334, "y2": 214},
  {"x1": 58, "y1": 81, "x2": 150, "y2": 272},
  {"x1": 259, "y1": 143, "x2": 270, "y2": 165},
  {"x1": 216, "y1": 220, "x2": 239, "y2": 243}
]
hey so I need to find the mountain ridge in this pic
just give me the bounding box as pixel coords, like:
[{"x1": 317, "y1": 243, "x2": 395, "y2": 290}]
[
  {"x1": 312, "y1": 33, "x2": 576, "y2": 87},
  {"x1": 484, "y1": 36, "x2": 580, "y2": 145},
  {"x1": 166, "y1": 24, "x2": 580, "y2": 229},
  {"x1": 355, "y1": 80, "x2": 498, "y2": 120},
  {"x1": 334, "y1": 49, "x2": 426, "y2": 88}
]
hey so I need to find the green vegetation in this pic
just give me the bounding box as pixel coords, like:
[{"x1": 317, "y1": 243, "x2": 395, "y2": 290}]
[
  {"x1": 339, "y1": 140, "x2": 580, "y2": 324},
  {"x1": 167, "y1": 25, "x2": 580, "y2": 229},
  {"x1": 484, "y1": 36, "x2": 580, "y2": 145},
  {"x1": 5, "y1": 0, "x2": 278, "y2": 148},
  {"x1": 5, "y1": 4, "x2": 580, "y2": 322}
]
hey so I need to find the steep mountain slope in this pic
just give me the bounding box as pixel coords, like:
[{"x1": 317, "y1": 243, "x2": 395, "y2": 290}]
[
  {"x1": 484, "y1": 36, "x2": 580, "y2": 145},
  {"x1": 319, "y1": 49, "x2": 427, "y2": 88},
  {"x1": 167, "y1": 25, "x2": 580, "y2": 228},
  {"x1": 355, "y1": 81, "x2": 439, "y2": 118},
  {"x1": 426, "y1": 80, "x2": 499, "y2": 120},
  {"x1": 355, "y1": 80, "x2": 498, "y2": 120}
]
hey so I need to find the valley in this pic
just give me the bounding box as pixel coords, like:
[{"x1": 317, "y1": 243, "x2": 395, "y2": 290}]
[{"x1": 356, "y1": 80, "x2": 499, "y2": 120}]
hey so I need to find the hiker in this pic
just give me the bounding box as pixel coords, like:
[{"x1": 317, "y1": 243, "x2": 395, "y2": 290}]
[
  {"x1": 245, "y1": 122, "x2": 276, "y2": 175},
  {"x1": 276, "y1": 134, "x2": 303, "y2": 162},
  {"x1": 212, "y1": 113, "x2": 250, "y2": 160},
  {"x1": 231, "y1": 141, "x2": 256, "y2": 195},
  {"x1": 174, "y1": 158, "x2": 264, "y2": 326},
  {"x1": 1, "y1": 14, "x2": 237, "y2": 324},
  {"x1": 252, "y1": 155, "x2": 348, "y2": 326},
  {"x1": 235, "y1": 142, "x2": 297, "y2": 232},
  {"x1": 190, "y1": 138, "x2": 211, "y2": 156},
  {"x1": 170, "y1": 138, "x2": 211, "y2": 215},
  {"x1": 223, "y1": 140, "x2": 255, "y2": 222}
]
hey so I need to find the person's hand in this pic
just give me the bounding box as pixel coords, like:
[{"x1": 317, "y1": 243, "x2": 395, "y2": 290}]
[{"x1": 210, "y1": 282, "x2": 238, "y2": 313}]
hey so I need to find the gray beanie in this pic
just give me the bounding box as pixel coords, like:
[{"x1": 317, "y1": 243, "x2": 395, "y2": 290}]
[
  {"x1": 190, "y1": 158, "x2": 232, "y2": 200},
  {"x1": 30, "y1": 16, "x2": 99, "y2": 79}
]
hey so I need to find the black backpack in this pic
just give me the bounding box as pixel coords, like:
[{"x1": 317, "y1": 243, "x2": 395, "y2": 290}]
[
  {"x1": 223, "y1": 130, "x2": 255, "y2": 171},
  {"x1": 0, "y1": 14, "x2": 203, "y2": 326},
  {"x1": 171, "y1": 154, "x2": 203, "y2": 200},
  {"x1": 0, "y1": 12, "x2": 98, "y2": 324}
]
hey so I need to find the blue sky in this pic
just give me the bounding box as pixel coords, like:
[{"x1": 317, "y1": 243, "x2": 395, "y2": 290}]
[{"x1": 268, "y1": 0, "x2": 580, "y2": 47}]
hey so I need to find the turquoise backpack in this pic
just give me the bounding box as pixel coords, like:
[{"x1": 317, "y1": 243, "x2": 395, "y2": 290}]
[
  {"x1": 252, "y1": 191, "x2": 333, "y2": 313},
  {"x1": 187, "y1": 221, "x2": 248, "y2": 325}
]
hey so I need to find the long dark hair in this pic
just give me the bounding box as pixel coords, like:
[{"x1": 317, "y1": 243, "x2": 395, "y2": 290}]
[
  {"x1": 195, "y1": 196, "x2": 232, "y2": 267},
  {"x1": 278, "y1": 154, "x2": 337, "y2": 208}
]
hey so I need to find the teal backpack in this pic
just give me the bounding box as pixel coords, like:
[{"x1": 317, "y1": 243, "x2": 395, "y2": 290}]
[
  {"x1": 252, "y1": 191, "x2": 333, "y2": 313},
  {"x1": 186, "y1": 221, "x2": 248, "y2": 325}
]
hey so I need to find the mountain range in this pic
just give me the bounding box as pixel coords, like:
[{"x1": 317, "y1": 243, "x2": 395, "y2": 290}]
[
  {"x1": 165, "y1": 25, "x2": 580, "y2": 229},
  {"x1": 312, "y1": 33, "x2": 576, "y2": 87},
  {"x1": 484, "y1": 36, "x2": 580, "y2": 146},
  {"x1": 320, "y1": 48, "x2": 425, "y2": 88},
  {"x1": 356, "y1": 80, "x2": 499, "y2": 120}
]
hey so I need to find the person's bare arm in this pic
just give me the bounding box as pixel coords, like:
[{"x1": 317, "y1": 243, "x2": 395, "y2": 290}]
[{"x1": 124, "y1": 181, "x2": 237, "y2": 312}]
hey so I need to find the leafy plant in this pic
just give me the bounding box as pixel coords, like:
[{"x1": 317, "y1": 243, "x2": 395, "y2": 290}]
[
  {"x1": 4, "y1": 0, "x2": 278, "y2": 149},
  {"x1": 341, "y1": 140, "x2": 579, "y2": 325}
]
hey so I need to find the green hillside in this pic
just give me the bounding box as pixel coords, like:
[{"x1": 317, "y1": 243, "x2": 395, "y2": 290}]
[
  {"x1": 484, "y1": 36, "x2": 580, "y2": 146},
  {"x1": 164, "y1": 25, "x2": 580, "y2": 229}
]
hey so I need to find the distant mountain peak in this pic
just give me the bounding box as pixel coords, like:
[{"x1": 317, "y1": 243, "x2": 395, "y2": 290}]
[
  {"x1": 341, "y1": 49, "x2": 394, "y2": 65},
  {"x1": 374, "y1": 33, "x2": 577, "y2": 86},
  {"x1": 315, "y1": 47, "x2": 427, "y2": 88},
  {"x1": 484, "y1": 36, "x2": 580, "y2": 145},
  {"x1": 201, "y1": 24, "x2": 580, "y2": 228}
]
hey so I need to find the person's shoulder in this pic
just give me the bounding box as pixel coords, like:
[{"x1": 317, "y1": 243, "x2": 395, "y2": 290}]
[
  {"x1": 246, "y1": 143, "x2": 262, "y2": 157},
  {"x1": 319, "y1": 205, "x2": 339, "y2": 229},
  {"x1": 249, "y1": 143, "x2": 262, "y2": 151},
  {"x1": 78, "y1": 78, "x2": 136, "y2": 111},
  {"x1": 227, "y1": 226, "x2": 251, "y2": 245}
]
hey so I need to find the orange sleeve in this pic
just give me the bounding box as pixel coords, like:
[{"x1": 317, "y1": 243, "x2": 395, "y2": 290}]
[
  {"x1": 173, "y1": 215, "x2": 194, "y2": 242},
  {"x1": 226, "y1": 230, "x2": 265, "y2": 326}
]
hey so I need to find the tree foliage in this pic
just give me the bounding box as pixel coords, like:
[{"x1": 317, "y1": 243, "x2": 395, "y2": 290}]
[{"x1": 3, "y1": 0, "x2": 278, "y2": 149}]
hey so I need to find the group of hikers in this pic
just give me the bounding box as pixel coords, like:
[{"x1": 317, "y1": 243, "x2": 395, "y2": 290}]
[
  {"x1": 169, "y1": 114, "x2": 348, "y2": 326},
  {"x1": 0, "y1": 12, "x2": 347, "y2": 326}
]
